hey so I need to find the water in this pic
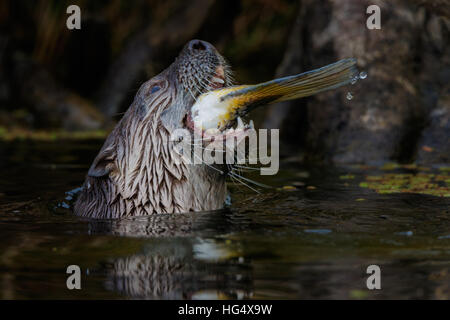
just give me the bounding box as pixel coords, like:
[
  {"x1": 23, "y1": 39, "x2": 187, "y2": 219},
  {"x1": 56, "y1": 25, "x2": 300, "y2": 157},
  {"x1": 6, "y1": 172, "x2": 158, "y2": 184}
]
[
  {"x1": 346, "y1": 92, "x2": 353, "y2": 100},
  {"x1": 0, "y1": 140, "x2": 449, "y2": 299}
]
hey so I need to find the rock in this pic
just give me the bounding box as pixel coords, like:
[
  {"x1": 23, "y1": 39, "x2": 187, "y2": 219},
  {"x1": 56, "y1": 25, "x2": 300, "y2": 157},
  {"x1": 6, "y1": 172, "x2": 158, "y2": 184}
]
[{"x1": 264, "y1": 0, "x2": 449, "y2": 165}]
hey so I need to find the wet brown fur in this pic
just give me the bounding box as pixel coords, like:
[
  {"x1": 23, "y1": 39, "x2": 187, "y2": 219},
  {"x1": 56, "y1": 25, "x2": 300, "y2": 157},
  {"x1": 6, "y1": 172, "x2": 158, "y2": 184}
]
[{"x1": 74, "y1": 41, "x2": 229, "y2": 219}]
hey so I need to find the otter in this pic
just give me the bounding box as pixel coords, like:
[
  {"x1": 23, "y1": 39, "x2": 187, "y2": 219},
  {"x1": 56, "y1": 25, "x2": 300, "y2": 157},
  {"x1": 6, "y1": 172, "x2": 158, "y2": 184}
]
[
  {"x1": 75, "y1": 40, "x2": 357, "y2": 219},
  {"x1": 75, "y1": 40, "x2": 234, "y2": 218}
]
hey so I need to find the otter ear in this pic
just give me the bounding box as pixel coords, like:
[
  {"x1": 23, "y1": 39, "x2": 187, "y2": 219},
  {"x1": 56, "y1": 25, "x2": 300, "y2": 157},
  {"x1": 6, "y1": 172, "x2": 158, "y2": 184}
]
[{"x1": 88, "y1": 146, "x2": 116, "y2": 178}]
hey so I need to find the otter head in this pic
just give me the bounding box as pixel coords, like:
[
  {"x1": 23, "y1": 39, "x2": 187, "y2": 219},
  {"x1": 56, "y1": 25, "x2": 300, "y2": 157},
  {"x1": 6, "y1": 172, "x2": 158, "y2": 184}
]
[
  {"x1": 75, "y1": 40, "x2": 233, "y2": 218},
  {"x1": 160, "y1": 39, "x2": 233, "y2": 133}
]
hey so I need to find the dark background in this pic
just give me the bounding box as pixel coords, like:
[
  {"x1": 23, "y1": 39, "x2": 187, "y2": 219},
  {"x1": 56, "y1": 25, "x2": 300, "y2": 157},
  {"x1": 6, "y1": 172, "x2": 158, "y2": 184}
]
[{"x1": 0, "y1": 0, "x2": 448, "y2": 164}]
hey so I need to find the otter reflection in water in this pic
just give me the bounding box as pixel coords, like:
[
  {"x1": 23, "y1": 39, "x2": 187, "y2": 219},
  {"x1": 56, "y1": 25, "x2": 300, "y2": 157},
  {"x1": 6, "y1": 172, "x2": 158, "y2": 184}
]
[
  {"x1": 89, "y1": 213, "x2": 253, "y2": 299},
  {"x1": 74, "y1": 40, "x2": 357, "y2": 218}
]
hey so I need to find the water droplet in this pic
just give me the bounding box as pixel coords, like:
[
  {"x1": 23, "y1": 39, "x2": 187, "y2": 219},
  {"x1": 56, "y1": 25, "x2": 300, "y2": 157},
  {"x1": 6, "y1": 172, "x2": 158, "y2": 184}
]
[
  {"x1": 359, "y1": 71, "x2": 367, "y2": 79},
  {"x1": 351, "y1": 76, "x2": 358, "y2": 84},
  {"x1": 346, "y1": 92, "x2": 353, "y2": 100}
]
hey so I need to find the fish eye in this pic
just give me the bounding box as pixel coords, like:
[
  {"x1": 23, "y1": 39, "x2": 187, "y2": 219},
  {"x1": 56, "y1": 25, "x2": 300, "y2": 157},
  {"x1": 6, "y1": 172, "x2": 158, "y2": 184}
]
[{"x1": 151, "y1": 86, "x2": 160, "y2": 94}]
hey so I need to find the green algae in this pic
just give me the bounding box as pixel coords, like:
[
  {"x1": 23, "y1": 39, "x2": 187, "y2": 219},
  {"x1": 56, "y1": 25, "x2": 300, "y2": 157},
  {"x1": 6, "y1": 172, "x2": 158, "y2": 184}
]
[{"x1": 359, "y1": 168, "x2": 450, "y2": 197}]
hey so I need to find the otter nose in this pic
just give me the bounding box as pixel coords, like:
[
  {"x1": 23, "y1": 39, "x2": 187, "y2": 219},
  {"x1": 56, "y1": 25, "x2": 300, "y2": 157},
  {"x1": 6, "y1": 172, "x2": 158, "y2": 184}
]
[{"x1": 188, "y1": 40, "x2": 211, "y2": 53}]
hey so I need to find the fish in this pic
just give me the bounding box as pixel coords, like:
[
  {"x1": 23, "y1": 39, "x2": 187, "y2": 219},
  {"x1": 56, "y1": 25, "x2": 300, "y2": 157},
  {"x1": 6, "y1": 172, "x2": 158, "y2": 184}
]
[{"x1": 191, "y1": 58, "x2": 359, "y2": 131}]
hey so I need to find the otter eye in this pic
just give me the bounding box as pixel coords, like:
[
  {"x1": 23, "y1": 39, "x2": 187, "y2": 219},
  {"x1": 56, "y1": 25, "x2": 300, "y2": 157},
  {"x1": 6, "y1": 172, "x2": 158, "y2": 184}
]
[{"x1": 151, "y1": 86, "x2": 160, "y2": 94}]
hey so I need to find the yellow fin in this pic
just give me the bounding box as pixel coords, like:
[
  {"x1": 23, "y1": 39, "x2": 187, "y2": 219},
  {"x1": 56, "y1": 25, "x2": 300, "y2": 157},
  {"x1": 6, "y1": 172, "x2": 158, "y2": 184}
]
[{"x1": 222, "y1": 58, "x2": 358, "y2": 108}]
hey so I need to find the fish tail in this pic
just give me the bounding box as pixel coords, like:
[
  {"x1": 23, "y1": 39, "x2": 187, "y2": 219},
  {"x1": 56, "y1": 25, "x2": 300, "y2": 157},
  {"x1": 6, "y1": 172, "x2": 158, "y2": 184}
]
[{"x1": 226, "y1": 58, "x2": 359, "y2": 105}]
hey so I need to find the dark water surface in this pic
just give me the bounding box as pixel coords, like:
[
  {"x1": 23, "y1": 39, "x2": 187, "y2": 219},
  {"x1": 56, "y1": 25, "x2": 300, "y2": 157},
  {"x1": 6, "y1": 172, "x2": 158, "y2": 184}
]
[{"x1": 0, "y1": 140, "x2": 449, "y2": 299}]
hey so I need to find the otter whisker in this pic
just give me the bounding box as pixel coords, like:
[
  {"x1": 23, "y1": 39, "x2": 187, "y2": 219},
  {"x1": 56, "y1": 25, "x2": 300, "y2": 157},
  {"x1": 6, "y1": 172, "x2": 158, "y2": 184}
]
[
  {"x1": 196, "y1": 77, "x2": 213, "y2": 94},
  {"x1": 234, "y1": 165, "x2": 260, "y2": 171},
  {"x1": 234, "y1": 165, "x2": 244, "y2": 177},
  {"x1": 204, "y1": 78, "x2": 219, "y2": 90},
  {"x1": 200, "y1": 76, "x2": 220, "y2": 92},
  {"x1": 228, "y1": 171, "x2": 261, "y2": 193},
  {"x1": 195, "y1": 79, "x2": 209, "y2": 92},
  {"x1": 219, "y1": 57, "x2": 235, "y2": 85},
  {"x1": 193, "y1": 74, "x2": 208, "y2": 91},
  {"x1": 186, "y1": 86, "x2": 198, "y2": 101},
  {"x1": 186, "y1": 142, "x2": 228, "y2": 154},
  {"x1": 228, "y1": 172, "x2": 241, "y2": 188},
  {"x1": 227, "y1": 165, "x2": 243, "y2": 188},
  {"x1": 192, "y1": 152, "x2": 224, "y2": 175},
  {"x1": 229, "y1": 170, "x2": 271, "y2": 189},
  {"x1": 191, "y1": 146, "x2": 227, "y2": 153},
  {"x1": 191, "y1": 82, "x2": 203, "y2": 97}
]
